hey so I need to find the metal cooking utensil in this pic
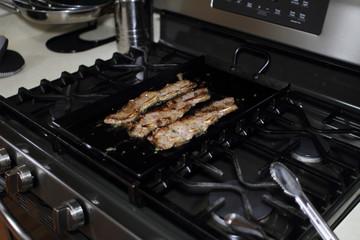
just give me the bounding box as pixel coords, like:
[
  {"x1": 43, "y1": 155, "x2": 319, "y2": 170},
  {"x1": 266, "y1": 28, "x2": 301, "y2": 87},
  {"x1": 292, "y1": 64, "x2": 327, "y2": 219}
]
[
  {"x1": 224, "y1": 213, "x2": 275, "y2": 240},
  {"x1": 0, "y1": 0, "x2": 112, "y2": 24},
  {"x1": 270, "y1": 162, "x2": 339, "y2": 240}
]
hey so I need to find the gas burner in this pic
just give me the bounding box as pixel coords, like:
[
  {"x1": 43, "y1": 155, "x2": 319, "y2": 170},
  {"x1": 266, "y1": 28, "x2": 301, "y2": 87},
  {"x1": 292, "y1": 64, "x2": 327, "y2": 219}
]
[
  {"x1": 289, "y1": 135, "x2": 330, "y2": 163},
  {"x1": 208, "y1": 180, "x2": 272, "y2": 221},
  {"x1": 135, "y1": 71, "x2": 145, "y2": 81},
  {"x1": 135, "y1": 71, "x2": 157, "y2": 81}
]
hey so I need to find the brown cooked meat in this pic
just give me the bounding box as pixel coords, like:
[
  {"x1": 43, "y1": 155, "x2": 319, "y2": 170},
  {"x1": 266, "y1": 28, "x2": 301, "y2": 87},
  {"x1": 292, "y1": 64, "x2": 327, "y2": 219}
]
[
  {"x1": 148, "y1": 97, "x2": 238, "y2": 150},
  {"x1": 128, "y1": 88, "x2": 211, "y2": 138},
  {"x1": 104, "y1": 78, "x2": 197, "y2": 125},
  {"x1": 158, "y1": 73, "x2": 197, "y2": 101}
]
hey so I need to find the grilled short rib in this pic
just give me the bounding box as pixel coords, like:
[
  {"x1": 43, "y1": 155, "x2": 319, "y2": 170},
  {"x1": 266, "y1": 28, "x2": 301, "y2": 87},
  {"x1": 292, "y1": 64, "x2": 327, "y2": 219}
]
[
  {"x1": 128, "y1": 88, "x2": 211, "y2": 138},
  {"x1": 104, "y1": 78, "x2": 197, "y2": 125},
  {"x1": 148, "y1": 97, "x2": 238, "y2": 150}
]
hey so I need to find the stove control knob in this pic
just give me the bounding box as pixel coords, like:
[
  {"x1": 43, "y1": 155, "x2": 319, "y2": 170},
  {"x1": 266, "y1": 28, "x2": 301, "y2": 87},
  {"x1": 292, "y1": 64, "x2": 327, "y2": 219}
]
[
  {"x1": 5, "y1": 165, "x2": 33, "y2": 193},
  {"x1": 53, "y1": 199, "x2": 85, "y2": 233},
  {"x1": 0, "y1": 148, "x2": 11, "y2": 174}
]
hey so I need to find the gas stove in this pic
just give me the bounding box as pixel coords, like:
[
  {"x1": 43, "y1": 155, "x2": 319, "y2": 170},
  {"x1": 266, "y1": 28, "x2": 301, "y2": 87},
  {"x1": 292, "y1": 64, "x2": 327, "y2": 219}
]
[{"x1": 1, "y1": 1, "x2": 360, "y2": 240}]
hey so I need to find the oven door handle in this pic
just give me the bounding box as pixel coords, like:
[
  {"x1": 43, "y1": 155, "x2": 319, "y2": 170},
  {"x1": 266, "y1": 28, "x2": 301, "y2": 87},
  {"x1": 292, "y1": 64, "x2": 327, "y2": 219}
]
[{"x1": 0, "y1": 196, "x2": 33, "y2": 240}]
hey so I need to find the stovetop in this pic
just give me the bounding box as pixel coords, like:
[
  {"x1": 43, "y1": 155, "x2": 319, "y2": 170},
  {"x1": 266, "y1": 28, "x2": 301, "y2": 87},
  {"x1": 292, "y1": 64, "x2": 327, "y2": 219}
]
[
  {"x1": 1, "y1": 40, "x2": 360, "y2": 239},
  {"x1": 1, "y1": 8, "x2": 360, "y2": 240}
]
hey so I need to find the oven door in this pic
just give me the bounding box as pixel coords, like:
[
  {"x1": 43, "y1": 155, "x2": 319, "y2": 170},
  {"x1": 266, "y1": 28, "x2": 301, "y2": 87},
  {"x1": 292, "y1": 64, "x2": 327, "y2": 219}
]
[
  {"x1": 0, "y1": 194, "x2": 57, "y2": 240},
  {"x1": 0, "y1": 121, "x2": 89, "y2": 240}
]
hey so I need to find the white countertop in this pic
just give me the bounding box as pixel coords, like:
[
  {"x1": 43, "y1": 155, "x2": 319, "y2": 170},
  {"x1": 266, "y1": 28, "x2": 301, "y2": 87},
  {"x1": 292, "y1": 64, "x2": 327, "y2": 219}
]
[
  {"x1": 0, "y1": 12, "x2": 117, "y2": 98},
  {"x1": 0, "y1": 10, "x2": 359, "y2": 240}
]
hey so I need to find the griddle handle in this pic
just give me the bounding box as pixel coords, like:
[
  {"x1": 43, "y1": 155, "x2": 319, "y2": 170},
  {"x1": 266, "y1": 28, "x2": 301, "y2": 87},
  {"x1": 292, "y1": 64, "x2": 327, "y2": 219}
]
[{"x1": 229, "y1": 44, "x2": 271, "y2": 80}]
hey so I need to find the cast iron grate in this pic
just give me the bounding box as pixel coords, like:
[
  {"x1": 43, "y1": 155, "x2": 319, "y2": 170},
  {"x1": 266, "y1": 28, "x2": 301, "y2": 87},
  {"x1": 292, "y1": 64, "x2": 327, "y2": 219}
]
[{"x1": 138, "y1": 88, "x2": 360, "y2": 240}]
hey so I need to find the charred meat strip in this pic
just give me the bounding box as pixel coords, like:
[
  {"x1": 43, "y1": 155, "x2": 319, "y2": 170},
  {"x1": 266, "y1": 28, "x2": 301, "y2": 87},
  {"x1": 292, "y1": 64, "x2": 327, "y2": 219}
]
[
  {"x1": 104, "y1": 91, "x2": 158, "y2": 125},
  {"x1": 158, "y1": 73, "x2": 197, "y2": 101},
  {"x1": 148, "y1": 97, "x2": 238, "y2": 150},
  {"x1": 128, "y1": 88, "x2": 211, "y2": 138},
  {"x1": 104, "y1": 78, "x2": 197, "y2": 125}
]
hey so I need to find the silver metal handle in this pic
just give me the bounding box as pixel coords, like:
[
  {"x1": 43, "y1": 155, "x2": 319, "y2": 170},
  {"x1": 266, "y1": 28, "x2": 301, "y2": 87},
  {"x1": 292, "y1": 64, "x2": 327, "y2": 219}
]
[
  {"x1": 270, "y1": 162, "x2": 339, "y2": 240},
  {"x1": 0, "y1": 197, "x2": 33, "y2": 240},
  {"x1": 296, "y1": 195, "x2": 339, "y2": 240}
]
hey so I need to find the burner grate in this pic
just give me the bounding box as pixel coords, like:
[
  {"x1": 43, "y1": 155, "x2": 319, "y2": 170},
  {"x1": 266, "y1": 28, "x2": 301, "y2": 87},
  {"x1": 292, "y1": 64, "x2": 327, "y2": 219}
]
[
  {"x1": 139, "y1": 88, "x2": 360, "y2": 240},
  {"x1": 3, "y1": 43, "x2": 193, "y2": 124},
  {"x1": 3, "y1": 42, "x2": 360, "y2": 240}
]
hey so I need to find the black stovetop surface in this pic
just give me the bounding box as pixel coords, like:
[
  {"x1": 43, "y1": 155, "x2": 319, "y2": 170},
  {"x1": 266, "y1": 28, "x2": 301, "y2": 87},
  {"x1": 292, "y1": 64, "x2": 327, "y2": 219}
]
[{"x1": 1, "y1": 42, "x2": 360, "y2": 240}]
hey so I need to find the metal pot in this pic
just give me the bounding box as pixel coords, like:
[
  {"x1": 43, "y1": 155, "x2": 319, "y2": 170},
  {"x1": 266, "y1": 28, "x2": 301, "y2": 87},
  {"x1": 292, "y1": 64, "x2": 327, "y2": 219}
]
[
  {"x1": 113, "y1": 0, "x2": 150, "y2": 53},
  {"x1": 0, "y1": 0, "x2": 113, "y2": 24}
]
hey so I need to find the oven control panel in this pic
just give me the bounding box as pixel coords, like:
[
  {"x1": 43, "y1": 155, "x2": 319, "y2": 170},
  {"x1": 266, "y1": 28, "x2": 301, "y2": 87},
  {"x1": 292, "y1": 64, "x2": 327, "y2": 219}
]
[{"x1": 211, "y1": 0, "x2": 329, "y2": 35}]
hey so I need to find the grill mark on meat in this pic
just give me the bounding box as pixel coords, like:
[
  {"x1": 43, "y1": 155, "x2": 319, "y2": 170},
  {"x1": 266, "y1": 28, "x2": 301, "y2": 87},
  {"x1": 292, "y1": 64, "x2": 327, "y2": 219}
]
[
  {"x1": 104, "y1": 77, "x2": 197, "y2": 125},
  {"x1": 104, "y1": 91, "x2": 158, "y2": 125},
  {"x1": 148, "y1": 97, "x2": 238, "y2": 150},
  {"x1": 158, "y1": 74, "x2": 197, "y2": 101},
  {"x1": 128, "y1": 88, "x2": 211, "y2": 138}
]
